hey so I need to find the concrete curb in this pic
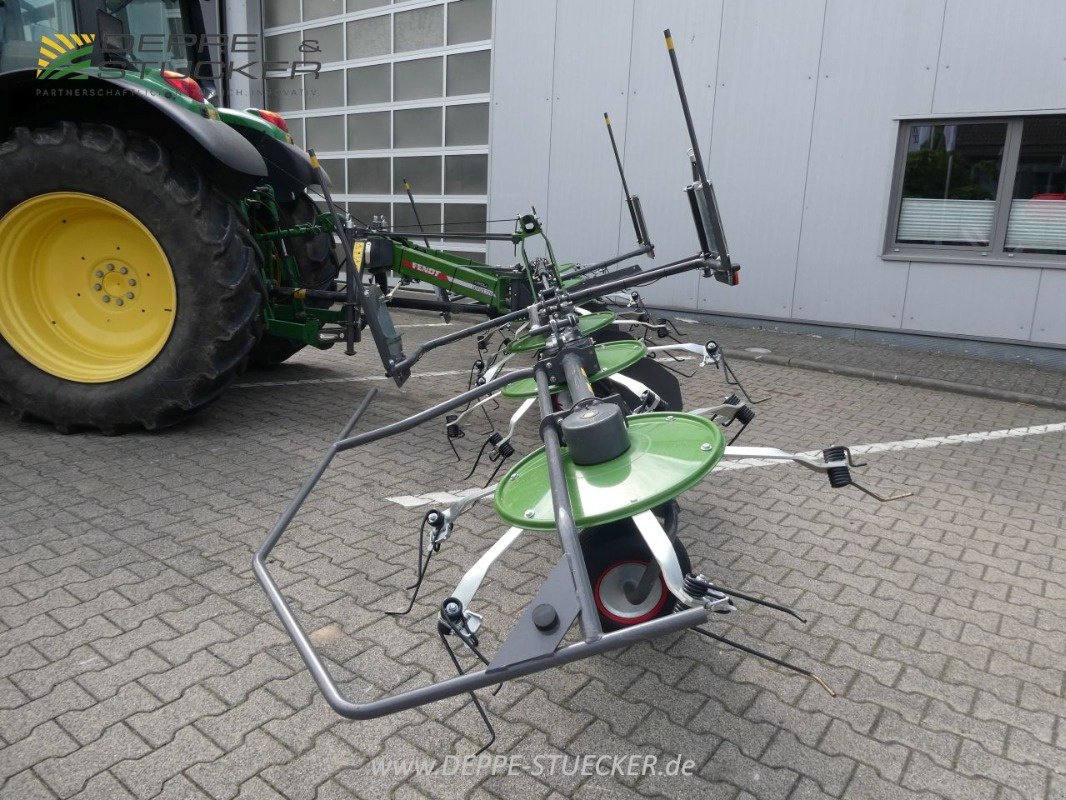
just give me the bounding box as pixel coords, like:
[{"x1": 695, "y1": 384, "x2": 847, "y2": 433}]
[{"x1": 724, "y1": 349, "x2": 1066, "y2": 412}]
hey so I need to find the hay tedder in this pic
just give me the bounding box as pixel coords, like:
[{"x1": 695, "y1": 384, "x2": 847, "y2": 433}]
[{"x1": 253, "y1": 32, "x2": 911, "y2": 751}]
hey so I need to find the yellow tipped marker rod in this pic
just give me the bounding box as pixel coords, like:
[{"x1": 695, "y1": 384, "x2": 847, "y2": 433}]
[
  {"x1": 602, "y1": 111, "x2": 647, "y2": 246},
  {"x1": 663, "y1": 28, "x2": 709, "y2": 189},
  {"x1": 401, "y1": 177, "x2": 432, "y2": 248}
]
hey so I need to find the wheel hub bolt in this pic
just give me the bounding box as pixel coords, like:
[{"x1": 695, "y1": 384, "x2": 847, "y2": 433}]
[
  {"x1": 119, "y1": 267, "x2": 128, "y2": 275},
  {"x1": 93, "y1": 283, "x2": 102, "y2": 291},
  {"x1": 95, "y1": 270, "x2": 103, "y2": 278},
  {"x1": 102, "y1": 296, "x2": 110, "y2": 303},
  {"x1": 115, "y1": 298, "x2": 124, "y2": 306},
  {"x1": 128, "y1": 279, "x2": 137, "y2": 287},
  {"x1": 126, "y1": 292, "x2": 134, "y2": 299},
  {"x1": 107, "y1": 264, "x2": 115, "y2": 271}
]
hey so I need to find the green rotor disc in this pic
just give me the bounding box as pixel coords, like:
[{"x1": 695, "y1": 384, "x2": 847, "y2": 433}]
[
  {"x1": 494, "y1": 412, "x2": 725, "y2": 531},
  {"x1": 500, "y1": 340, "x2": 648, "y2": 399},
  {"x1": 507, "y1": 311, "x2": 617, "y2": 354}
]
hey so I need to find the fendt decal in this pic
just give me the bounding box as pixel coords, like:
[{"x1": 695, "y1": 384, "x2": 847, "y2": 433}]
[{"x1": 401, "y1": 259, "x2": 493, "y2": 300}]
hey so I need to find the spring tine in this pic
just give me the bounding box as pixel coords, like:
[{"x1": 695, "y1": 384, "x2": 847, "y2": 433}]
[
  {"x1": 385, "y1": 548, "x2": 433, "y2": 616},
  {"x1": 722, "y1": 356, "x2": 770, "y2": 404},
  {"x1": 704, "y1": 582, "x2": 806, "y2": 623},
  {"x1": 851, "y1": 480, "x2": 914, "y2": 503},
  {"x1": 693, "y1": 626, "x2": 835, "y2": 697},
  {"x1": 437, "y1": 629, "x2": 496, "y2": 754}
]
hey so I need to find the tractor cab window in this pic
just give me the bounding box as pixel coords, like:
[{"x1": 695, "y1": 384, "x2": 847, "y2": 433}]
[
  {"x1": 0, "y1": 0, "x2": 76, "y2": 72},
  {"x1": 104, "y1": 0, "x2": 193, "y2": 72}
]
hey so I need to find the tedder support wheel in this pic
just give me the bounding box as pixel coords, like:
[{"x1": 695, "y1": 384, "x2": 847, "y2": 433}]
[
  {"x1": 0, "y1": 123, "x2": 262, "y2": 433},
  {"x1": 248, "y1": 193, "x2": 342, "y2": 367},
  {"x1": 580, "y1": 502, "x2": 690, "y2": 632}
]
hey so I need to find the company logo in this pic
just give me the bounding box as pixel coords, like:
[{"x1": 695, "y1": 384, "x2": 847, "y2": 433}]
[{"x1": 36, "y1": 34, "x2": 96, "y2": 80}]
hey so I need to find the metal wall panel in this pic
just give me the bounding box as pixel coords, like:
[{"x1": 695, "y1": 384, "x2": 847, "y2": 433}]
[
  {"x1": 933, "y1": 0, "x2": 1066, "y2": 113},
  {"x1": 791, "y1": 0, "x2": 944, "y2": 329},
  {"x1": 478, "y1": 0, "x2": 1065, "y2": 346},
  {"x1": 695, "y1": 0, "x2": 824, "y2": 318},
  {"x1": 485, "y1": 2, "x2": 556, "y2": 266},
  {"x1": 541, "y1": 0, "x2": 635, "y2": 265},
  {"x1": 613, "y1": 1, "x2": 723, "y2": 309},
  {"x1": 1030, "y1": 270, "x2": 1066, "y2": 347},
  {"x1": 901, "y1": 262, "x2": 1041, "y2": 340}
]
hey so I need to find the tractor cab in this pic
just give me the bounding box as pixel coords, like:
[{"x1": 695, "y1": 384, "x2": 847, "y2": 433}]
[
  {"x1": 0, "y1": 0, "x2": 76, "y2": 72},
  {"x1": 1, "y1": 1, "x2": 220, "y2": 97}
]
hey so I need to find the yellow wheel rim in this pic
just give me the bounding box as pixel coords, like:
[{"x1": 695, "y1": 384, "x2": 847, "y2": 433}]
[{"x1": 0, "y1": 192, "x2": 177, "y2": 383}]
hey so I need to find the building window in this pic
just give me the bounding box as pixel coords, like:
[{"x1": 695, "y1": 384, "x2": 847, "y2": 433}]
[
  {"x1": 261, "y1": 0, "x2": 492, "y2": 254},
  {"x1": 886, "y1": 116, "x2": 1066, "y2": 264}
]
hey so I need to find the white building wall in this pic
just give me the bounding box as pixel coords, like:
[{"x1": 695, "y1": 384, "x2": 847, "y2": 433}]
[{"x1": 487, "y1": 0, "x2": 1066, "y2": 347}]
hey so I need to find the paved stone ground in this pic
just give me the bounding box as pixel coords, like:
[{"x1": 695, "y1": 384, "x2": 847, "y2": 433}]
[
  {"x1": 2, "y1": 311, "x2": 1065, "y2": 800},
  {"x1": 658, "y1": 314, "x2": 1066, "y2": 402}
]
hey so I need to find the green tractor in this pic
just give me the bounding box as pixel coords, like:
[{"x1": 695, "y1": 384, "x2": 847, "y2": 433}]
[
  {"x1": 0, "y1": 0, "x2": 690, "y2": 433},
  {"x1": 0, "y1": 0, "x2": 339, "y2": 431}
]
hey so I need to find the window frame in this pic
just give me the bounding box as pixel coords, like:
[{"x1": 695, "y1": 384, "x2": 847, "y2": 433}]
[
  {"x1": 261, "y1": 0, "x2": 493, "y2": 255},
  {"x1": 882, "y1": 113, "x2": 1066, "y2": 270}
]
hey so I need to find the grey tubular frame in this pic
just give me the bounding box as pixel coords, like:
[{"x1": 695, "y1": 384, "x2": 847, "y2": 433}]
[{"x1": 253, "y1": 356, "x2": 710, "y2": 721}]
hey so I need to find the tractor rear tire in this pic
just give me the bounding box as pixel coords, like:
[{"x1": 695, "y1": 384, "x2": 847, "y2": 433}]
[
  {"x1": 249, "y1": 193, "x2": 342, "y2": 367},
  {"x1": 0, "y1": 123, "x2": 262, "y2": 433}
]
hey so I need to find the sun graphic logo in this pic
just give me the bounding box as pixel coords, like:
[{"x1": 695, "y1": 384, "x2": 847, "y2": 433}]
[{"x1": 36, "y1": 34, "x2": 96, "y2": 80}]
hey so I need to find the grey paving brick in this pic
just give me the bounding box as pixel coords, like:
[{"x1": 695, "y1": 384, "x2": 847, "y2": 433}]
[
  {"x1": 136, "y1": 650, "x2": 230, "y2": 703},
  {"x1": 0, "y1": 616, "x2": 65, "y2": 654},
  {"x1": 151, "y1": 619, "x2": 237, "y2": 666},
  {"x1": 57, "y1": 686, "x2": 163, "y2": 750},
  {"x1": 568, "y1": 677, "x2": 654, "y2": 737},
  {"x1": 35, "y1": 722, "x2": 151, "y2": 798},
  {"x1": 955, "y1": 739, "x2": 1048, "y2": 800},
  {"x1": 11, "y1": 645, "x2": 106, "y2": 701},
  {"x1": 844, "y1": 764, "x2": 939, "y2": 800},
  {"x1": 75, "y1": 648, "x2": 170, "y2": 702},
  {"x1": 0, "y1": 677, "x2": 27, "y2": 710},
  {"x1": 202, "y1": 651, "x2": 293, "y2": 706},
  {"x1": 502, "y1": 687, "x2": 595, "y2": 750},
  {"x1": 93, "y1": 617, "x2": 181, "y2": 663},
  {"x1": 32, "y1": 614, "x2": 124, "y2": 662},
  {"x1": 0, "y1": 588, "x2": 80, "y2": 628},
  {"x1": 0, "y1": 769, "x2": 58, "y2": 800},
  {"x1": 185, "y1": 730, "x2": 293, "y2": 800},
  {"x1": 0, "y1": 679, "x2": 95, "y2": 744},
  {"x1": 151, "y1": 774, "x2": 214, "y2": 800},
  {"x1": 760, "y1": 730, "x2": 855, "y2": 796},
  {"x1": 259, "y1": 731, "x2": 365, "y2": 800},
  {"x1": 703, "y1": 741, "x2": 799, "y2": 800},
  {"x1": 232, "y1": 776, "x2": 290, "y2": 800},
  {"x1": 111, "y1": 725, "x2": 223, "y2": 799},
  {"x1": 200, "y1": 686, "x2": 297, "y2": 751},
  {"x1": 870, "y1": 711, "x2": 958, "y2": 772},
  {"x1": 69, "y1": 770, "x2": 138, "y2": 800},
  {"x1": 0, "y1": 722, "x2": 82, "y2": 787},
  {"x1": 972, "y1": 690, "x2": 1056, "y2": 746},
  {"x1": 125, "y1": 684, "x2": 229, "y2": 748},
  {"x1": 901, "y1": 752, "x2": 999, "y2": 800}
]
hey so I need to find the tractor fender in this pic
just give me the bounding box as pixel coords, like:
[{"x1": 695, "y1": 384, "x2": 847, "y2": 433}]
[
  {"x1": 0, "y1": 69, "x2": 267, "y2": 191},
  {"x1": 230, "y1": 124, "x2": 316, "y2": 204}
]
